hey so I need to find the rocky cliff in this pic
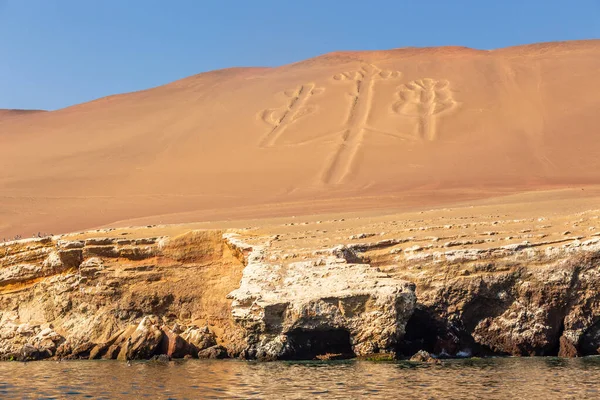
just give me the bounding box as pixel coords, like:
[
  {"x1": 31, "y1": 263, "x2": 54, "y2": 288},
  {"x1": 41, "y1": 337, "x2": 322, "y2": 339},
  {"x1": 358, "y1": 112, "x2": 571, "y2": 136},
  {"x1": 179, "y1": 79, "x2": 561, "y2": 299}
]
[
  {"x1": 0, "y1": 230, "x2": 245, "y2": 361},
  {"x1": 1, "y1": 210, "x2": 600, "y2": 361}
]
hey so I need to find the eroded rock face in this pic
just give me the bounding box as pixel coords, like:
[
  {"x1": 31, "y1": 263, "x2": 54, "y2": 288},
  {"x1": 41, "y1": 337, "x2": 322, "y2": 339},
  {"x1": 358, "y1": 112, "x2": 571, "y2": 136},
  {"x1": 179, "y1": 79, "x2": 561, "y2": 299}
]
[
  {"x1": 397, "y1": 251, "x2": 600, "y2": 358},
  {"x1": 0, "y1": 319, "x2": 65, "y2": 361},
  {"x1": 181, "y1": 325, "x2": 217, "y2": 355},
  {"x1": 0, "y1": 231, "x2": 244, "y2": 361},
  {"x1": 226, "y1": 234, "x2": 416, "y2": 360},
  {"x1": 2, "y1": 224, "x2": 600, "y2": 362},
  {"x1": 224, "y1": 228, "x2": 600, "y2": 360},
  {"x1": 116, "y1": 316, "x2": 164, "y2": 360},
  {"x1": 410, "y1": 350, "x2": 441, "y2": 364}
]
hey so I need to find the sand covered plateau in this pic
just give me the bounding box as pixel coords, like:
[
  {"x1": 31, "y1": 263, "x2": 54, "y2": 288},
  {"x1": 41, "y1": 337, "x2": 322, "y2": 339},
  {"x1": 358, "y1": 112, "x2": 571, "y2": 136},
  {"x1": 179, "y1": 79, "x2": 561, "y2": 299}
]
[{"x1": 1, "y1": 40, "x2": 599, "y2": 238}]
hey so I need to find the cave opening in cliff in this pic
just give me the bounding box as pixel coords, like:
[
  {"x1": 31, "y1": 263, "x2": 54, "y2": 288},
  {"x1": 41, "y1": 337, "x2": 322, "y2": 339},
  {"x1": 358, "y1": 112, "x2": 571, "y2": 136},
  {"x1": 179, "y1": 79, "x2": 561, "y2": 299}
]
[
  {"x1": 284, "y1": 328, "x2": 355, "y2": 360},
  {"x1": 396, "y1": 308, "x2": 441, "y2": 356}
]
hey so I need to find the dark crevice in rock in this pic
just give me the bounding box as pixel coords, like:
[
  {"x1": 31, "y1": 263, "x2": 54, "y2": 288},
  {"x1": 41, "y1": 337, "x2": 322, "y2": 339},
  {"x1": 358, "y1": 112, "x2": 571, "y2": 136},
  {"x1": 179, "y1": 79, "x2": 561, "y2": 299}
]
[
  {"x1": 282, "y1": 328, "x2": 355, "y2": 360},
  {"x1": 549, "y1": 319, "x2": 566, "y2": 356},
  {"x1": 396, "y1": 307, "x2": 440, "y2": 356},
  {"x1": 397, "y1": 306, "x2": 502, "y2": 358}
]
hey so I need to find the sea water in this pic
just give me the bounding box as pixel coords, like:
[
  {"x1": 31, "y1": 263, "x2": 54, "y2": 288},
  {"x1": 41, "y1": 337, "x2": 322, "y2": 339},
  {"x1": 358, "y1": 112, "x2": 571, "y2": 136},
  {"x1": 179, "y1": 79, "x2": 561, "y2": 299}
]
[{"x1": 1, "y1": 357, "x2": 599, "y2": 399}]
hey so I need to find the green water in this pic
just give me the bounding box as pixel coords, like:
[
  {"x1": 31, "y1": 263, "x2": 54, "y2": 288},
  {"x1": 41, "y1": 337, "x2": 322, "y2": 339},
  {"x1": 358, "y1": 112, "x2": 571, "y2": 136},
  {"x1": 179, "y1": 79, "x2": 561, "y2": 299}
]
[{"x1": 1, "y1": 357, "x2": 599, "y2": 399}]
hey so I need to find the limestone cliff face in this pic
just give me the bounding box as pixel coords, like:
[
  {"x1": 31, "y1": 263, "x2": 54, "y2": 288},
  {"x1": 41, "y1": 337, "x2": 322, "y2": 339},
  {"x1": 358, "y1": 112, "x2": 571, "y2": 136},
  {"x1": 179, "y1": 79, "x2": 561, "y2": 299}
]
[
  {"x1": 389, "y1": 239, "x2": 600, "y2": 358},
  {"x1": 224, "y1": 232, "x2": 600, "y2": 359},
  {"x1": 225, "y1": 233, "x2": 416, "y2": 360},
  {"x1": 396, "y1": 252, "x2": 600, "y2": 358},
  {"x1": 0, "y1": 231, "x2": 245, "y2": 361},
  {"x1": 1, "y1": 227, "x2": 600, "y2": 361}
]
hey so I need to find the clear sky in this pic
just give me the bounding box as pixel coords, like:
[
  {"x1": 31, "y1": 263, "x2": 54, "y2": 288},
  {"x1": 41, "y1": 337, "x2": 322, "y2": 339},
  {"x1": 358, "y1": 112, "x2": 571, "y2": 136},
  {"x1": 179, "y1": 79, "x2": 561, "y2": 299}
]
[{"x1": 1, "y1": 0, "x2": 598, "y2": 110}]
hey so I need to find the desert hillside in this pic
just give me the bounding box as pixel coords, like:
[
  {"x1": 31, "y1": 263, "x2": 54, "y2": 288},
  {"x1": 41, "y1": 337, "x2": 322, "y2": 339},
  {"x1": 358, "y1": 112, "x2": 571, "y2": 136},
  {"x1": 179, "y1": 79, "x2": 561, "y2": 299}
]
[
  {"x1": 0, "y1": 109, "x2": 46, "y2": 121},
  {"x1": 1, "y1": 40, "x2": 599, "y2": 238}
]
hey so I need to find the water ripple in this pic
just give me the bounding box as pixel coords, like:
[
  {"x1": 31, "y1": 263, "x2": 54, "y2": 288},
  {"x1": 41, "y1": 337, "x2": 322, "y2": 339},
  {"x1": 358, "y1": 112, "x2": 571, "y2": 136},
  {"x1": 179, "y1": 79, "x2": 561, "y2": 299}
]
[{"x1": 1, "y1": 357, "x2": 600, "y2": 399}]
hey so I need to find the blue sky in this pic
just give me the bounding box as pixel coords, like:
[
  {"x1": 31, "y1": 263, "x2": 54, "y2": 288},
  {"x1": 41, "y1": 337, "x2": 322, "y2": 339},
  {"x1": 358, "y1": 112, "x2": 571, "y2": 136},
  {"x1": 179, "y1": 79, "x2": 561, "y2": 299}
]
[{"x1": 1, "y1": 0, "x2": 598, "y2": 110}]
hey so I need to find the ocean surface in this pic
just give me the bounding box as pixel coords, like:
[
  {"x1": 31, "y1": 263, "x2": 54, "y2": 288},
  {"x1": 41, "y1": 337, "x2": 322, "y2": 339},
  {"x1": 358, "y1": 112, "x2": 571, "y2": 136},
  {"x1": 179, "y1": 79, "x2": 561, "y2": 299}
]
[{"x1": 1, "y1": 357, "x2": 600, "y2": 399}]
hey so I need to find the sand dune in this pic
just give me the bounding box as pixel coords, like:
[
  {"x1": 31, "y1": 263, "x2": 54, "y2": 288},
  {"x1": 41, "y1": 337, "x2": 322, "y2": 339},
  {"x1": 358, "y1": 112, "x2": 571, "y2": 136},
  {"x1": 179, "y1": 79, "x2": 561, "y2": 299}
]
[
  {"x1": 0, "y1": 109, "x2": 46, "y2": 121},
  {"x1": 1, "y1": 40, "x2": 599, "y2": 238}
]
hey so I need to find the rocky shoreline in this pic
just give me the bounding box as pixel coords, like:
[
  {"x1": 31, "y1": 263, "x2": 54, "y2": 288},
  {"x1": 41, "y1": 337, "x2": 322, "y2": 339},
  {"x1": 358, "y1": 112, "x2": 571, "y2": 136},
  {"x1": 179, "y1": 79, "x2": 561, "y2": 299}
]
[{"x1": 1, "y1": 220, "x2": 600, "y2": 362}]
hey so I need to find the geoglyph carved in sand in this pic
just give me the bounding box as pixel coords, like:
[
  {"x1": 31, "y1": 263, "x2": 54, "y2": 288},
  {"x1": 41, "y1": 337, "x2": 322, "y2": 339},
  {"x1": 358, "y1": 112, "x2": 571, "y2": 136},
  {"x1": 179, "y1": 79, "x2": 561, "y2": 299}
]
[
  {"x1": 320, "y1": 64, "x2": 403, "y2": 184},
  {"x1": 258, "y1": 68, "x2": 459, "y2": 184},
  {"x1": 392, "y1": 78, "x2": 459, "y2": 141},
  {"x1": 258, "y1": 83, "x2": 325, "y2": 148}
]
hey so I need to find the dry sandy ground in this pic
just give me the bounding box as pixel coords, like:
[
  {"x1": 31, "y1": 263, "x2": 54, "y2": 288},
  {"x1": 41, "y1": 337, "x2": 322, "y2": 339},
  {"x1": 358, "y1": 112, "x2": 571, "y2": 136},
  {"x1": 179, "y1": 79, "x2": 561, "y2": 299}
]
[
  {"x1": 1, "y1": 40, "x2": 599, "y2": 238},
  {"x1": 62, "y1": 186, "x2": 600, "y2": 262}
]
